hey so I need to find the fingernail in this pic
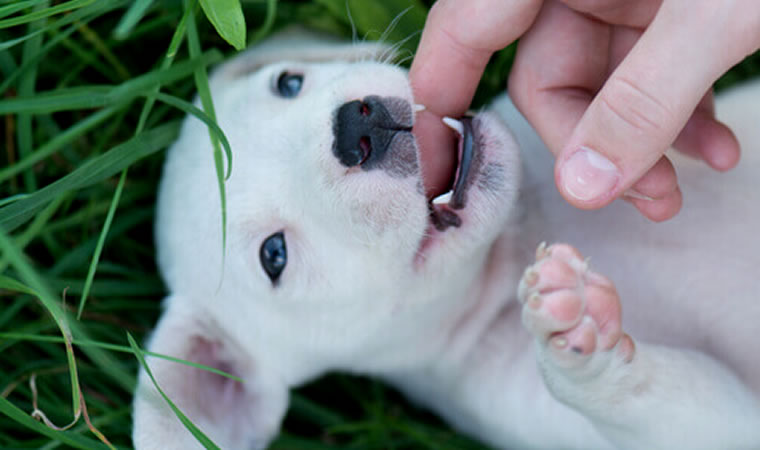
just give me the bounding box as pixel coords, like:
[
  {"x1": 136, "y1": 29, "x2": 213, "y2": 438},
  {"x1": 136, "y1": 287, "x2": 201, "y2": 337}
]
[
  {"x1": 623, "y1": 189, "x2": 655, "y2": 201},
  {"x1": 560, "y1": 147, "x2": 620, "y2": 202}
]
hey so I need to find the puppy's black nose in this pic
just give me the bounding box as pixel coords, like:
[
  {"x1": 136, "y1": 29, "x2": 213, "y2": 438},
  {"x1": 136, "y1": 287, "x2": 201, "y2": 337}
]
[{"x1": 333, "y1": 96, "x2": 411, "y2": 168}]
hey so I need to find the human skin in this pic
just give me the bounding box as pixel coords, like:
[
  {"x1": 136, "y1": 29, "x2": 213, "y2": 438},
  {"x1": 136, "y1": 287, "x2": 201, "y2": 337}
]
[{"x1": 410, "y1": 0, "x2": 760, "y2": 221}]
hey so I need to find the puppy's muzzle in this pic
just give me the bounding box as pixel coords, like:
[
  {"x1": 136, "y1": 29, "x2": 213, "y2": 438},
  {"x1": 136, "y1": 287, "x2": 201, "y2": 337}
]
[{"x1": 332, "y1": 96, "x2": 413, "y2": 169}]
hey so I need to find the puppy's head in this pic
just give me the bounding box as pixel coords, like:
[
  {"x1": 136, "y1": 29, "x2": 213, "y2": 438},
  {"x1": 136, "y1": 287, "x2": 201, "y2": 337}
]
[
  {"x1": 159, "y1": 29, "x2": 520, "y2": 301},
  {"x1": 135, "y1": 29, "x2": 521, "y2": 449}
]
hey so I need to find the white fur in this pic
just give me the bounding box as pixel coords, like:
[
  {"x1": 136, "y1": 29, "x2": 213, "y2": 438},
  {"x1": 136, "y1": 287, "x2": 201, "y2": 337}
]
[{"x1": 133, "y1": 31, "x2": 760, "y2": 449}]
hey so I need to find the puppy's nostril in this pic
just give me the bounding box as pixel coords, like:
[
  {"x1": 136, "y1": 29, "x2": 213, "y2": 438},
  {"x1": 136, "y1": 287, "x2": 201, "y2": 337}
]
[
  {"x1": 342, "y1": 136, "x2": 372, "y2": 167},
  {"x1": 359, "y1": 136, "x2": 372, "y2": 160},
  {"x1": 360, "y1": 102, "x2": 370, "y2": 116}
]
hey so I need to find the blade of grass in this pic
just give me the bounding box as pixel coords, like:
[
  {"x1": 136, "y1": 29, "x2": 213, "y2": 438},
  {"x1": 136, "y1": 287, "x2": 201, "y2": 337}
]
[
  {"x1": 127, "y1": 332, "x2": 222, "y2": 450},
  {"x1": 75, "y1": 20, "x2": 130, "y2": 80},
  {"x1": 0, "y1": 396, "x2": 109, "y2": 449},
  {"x1": 0, "y1": 104, "x2": 120, "y2": 184},
  {"x1": 270, "y1": 434, "x2": 346, "y2": 450},
  {"x1": 0, "y1": 274, "x2": 37, "y2": 296},
  {"x1": 76, "y1": 170, "x2": 125, "y2": 320},
  {"x1": 112, "y1": 0, "x2": 154, "y2": 40},
  {"x1": 288, "y1": 393, "x2": 345, "y2": 428},
  {"x1": 250, "y1": 0, "x2": 277, "y2": 44},
  {"x1": 198, "y1": 0, "x2": 245, "y2": 50},
  {"x1": 0, "y1": 46, "x2": 17, "y2": 76},
  {"x1": 47, "y1": 207, "x2": 154, "y2": 277},
  {"x1": 0, "y1": 21, "x2": 78, "y2": 93},
  {"x1": 56, "y1": 28, "x2": 122, "y2": 83},
  {"x1": 166, "y1": 5, "x2": 191, "y2": 59},
  {"x1": 16, "y1": 0, "x2": 47, "y2": 192},
  {"x1": 77, "y1": 10, "x2": 189, "y2": 319},
  {"x1": 0, "y1": 298, "x2": 30, "y2": 331},
  {"x1": 0, "y1": 0, "x2": 127, "y2": 52},
  {"x1": 0, "y1": 120, "x2": 180, "y2": 232},
  {"x1": 0, "y1": 0, "x2": 96, "y2": 29},
  {"x1": 0, "y1": 0, "x2": 49, "y2": 20},
  {"x1": 0, "y1": 333, "x2": 243, "y2": 382},
  {"x1": 150, "y1": 91, "x2": 232, "y2": 158},
  {"x1": 0, "y1": 192, "x2": 67, "y2": 273},
  {"x1": 185, "y1": 0, "x2": 229, "y2": 261},
  {"x1": 0, "y1": 49, "x2": 223, "y2": 114},
  {"x1": 0, "y1": 231, "x2": 115, "y2": 448},
  {"x1": 38, "y1": 405, "x2": 132, "y2": 450}
]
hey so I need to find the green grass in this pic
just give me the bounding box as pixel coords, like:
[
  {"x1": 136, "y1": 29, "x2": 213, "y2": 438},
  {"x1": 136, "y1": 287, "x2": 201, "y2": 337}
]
[{"x1": 1, "y1": 1, "x2": 759, "y2": 449}]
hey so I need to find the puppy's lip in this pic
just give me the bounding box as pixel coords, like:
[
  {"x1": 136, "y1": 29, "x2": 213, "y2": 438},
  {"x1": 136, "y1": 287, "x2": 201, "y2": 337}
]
[
  {"x1": 443, "y1": 116, "x2": 474, "y2": 210},
  {"x1": 427, "y1": 116, "x2": 475, "y2": 231}
]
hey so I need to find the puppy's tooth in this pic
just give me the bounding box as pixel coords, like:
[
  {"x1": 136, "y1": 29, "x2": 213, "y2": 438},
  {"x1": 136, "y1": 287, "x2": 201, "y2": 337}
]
[
  {"x1": 412, "y1": 103, "x2": 426, "y2": 113},
  {"x1": 432, "y1": 190, "x2": 453, "y2": 205},
  {"x1": 442, "y1": 117, "x2": 464, "y2": 137},
  {"x1": 535, "y1": 241, "x2": 548, "y2": 260}
]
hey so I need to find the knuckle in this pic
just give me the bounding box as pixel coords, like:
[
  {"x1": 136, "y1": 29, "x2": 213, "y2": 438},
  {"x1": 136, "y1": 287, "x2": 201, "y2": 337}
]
[
  {"x1": 598, "y1": 76, "x2": 676, "y2": 139},
  {"x1": 559, "y1": 0, "x2": 619, "y2": 15},
  {"x1": 507, "y1": 69, "x2": 530, "y2": 110}
]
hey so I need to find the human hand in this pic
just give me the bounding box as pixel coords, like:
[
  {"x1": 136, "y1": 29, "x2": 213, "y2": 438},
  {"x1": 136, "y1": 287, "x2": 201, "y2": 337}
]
[{"x1": 410, "y1": 0, "x2": 760, "y2": 221}]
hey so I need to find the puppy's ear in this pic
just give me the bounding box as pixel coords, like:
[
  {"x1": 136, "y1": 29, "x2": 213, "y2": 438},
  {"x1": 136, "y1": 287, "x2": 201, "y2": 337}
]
[
  {"x1": 210, "y1": 27, "x2": 391, "y2": 85},
  {"x1": 132, "y1": 298, "x2": 288, "y2": 450}
]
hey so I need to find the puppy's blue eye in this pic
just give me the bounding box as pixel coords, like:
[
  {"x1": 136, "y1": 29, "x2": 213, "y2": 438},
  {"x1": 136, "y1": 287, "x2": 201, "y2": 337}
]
[
  {"x1": 276, "y1": 71, "x2": 303, "y2": 98},
  {"x1": 260, "y1": 232, "x2": 287, "y2": 284}
]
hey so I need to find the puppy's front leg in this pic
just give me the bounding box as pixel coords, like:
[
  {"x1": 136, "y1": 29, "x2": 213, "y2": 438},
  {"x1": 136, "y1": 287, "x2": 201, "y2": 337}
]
[{"x1": 519, "y1": 243, "x2": 760, "y2": 449}]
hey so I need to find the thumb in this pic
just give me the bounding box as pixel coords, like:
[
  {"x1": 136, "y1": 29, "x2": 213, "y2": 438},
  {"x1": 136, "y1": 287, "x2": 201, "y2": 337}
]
[{"x1": 555, "y1": 2, "x2": 746, "y2": 209}]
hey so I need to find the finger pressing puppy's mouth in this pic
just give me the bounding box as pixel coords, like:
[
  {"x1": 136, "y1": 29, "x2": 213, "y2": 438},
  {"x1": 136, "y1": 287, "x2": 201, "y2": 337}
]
[
  {"x1": 414, "y1": 110, "x2": 458, "y2": 198},
  {"x1": 413, "y1": 110, "x2": 478, "y2": 231}
]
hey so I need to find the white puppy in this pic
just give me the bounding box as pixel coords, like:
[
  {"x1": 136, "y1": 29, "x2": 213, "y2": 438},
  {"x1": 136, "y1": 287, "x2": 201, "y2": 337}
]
[{"x1": 132, "y1": 30, "x2": 760, "y2": 449}]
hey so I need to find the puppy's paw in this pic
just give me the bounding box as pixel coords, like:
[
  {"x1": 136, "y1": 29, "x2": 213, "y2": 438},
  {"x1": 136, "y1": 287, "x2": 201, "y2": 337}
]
[{"x1": 518, "y1": 243, "x2": 635, "y2": 373}]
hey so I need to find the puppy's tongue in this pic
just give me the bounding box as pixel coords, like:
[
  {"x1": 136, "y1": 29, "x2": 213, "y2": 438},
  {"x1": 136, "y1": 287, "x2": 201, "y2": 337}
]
[{"x1": 413, "y1": 110, "x2": 458, "y2": 199}]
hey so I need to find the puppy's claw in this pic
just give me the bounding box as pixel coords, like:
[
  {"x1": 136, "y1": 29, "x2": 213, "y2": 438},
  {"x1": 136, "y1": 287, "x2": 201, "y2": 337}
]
[
  {"x1": 582, "y1": 257, "x2": 591, "y2": 274},
  {"x1": 616, "y1": 333, "x2": 636, "y2": 363},
  {"x1": 551, "y1": 336, "x2": 568, "y2": 349},
  {"x1": 535, "y1": 241, "x2": 548, "y2": 261},
  {"x1": 527, "y1": 292, "x2": 542, "y2": 310},
  {"x1": 412, "y1": 103, "x2": 426, "y2": 113},
  {"x1": 523, "y1": 268, "x2": 539, "y2": 288}
]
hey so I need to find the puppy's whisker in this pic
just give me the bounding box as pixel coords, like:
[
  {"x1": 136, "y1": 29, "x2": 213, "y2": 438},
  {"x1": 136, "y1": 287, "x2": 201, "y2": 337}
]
[
  {"x1": 345, "y1": 0, "x2": 358, "y2": 45},
  {"x1": 378, "y1": 5, "x2": 413, "y2": 47},
  {"x1": 393, "y1": 52, "x2": 414, "y2": 67},
  {"x1": 377, "y1": 30, "x2": 420, "y2": 66}
]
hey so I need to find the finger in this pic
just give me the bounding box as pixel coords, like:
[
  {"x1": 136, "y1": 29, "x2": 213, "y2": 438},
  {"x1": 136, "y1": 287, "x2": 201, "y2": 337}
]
[
  {"x1": 414, "y1": 110, "x2": 458, "y2": 196},
  {"x1": 554, "y1": 1, "x2": 752, "y2": 209},
  {"x1": 673, "y1": 91, "x2": 741, "y2": 171},
  {"x1": 624, "y1": 156, "x2": 682, "y2": 221},
  {"x1": 627, "y1": 185, "x2": 683, "y2": 222},
  {"x1": 411, "y1": 0, "x2": 543, "y2": 116},
  {"x1": 559, "y1": 0, "x2": 662, "y2": 28},
  {"x1": 509, "y1": 3, "x2": 684, "y2": 220},
  {"x1": 509, "y1": 0, "x2": 610, "y2": 154},
  {"x1": 411, "y1": 0, "x2": 543, "y2": 197}
]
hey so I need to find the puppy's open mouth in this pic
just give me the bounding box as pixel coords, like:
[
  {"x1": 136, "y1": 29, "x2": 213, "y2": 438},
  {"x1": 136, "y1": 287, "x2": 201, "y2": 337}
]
[{"x1": 426, "y1": 116, "x2": 476, "y2": 231}]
